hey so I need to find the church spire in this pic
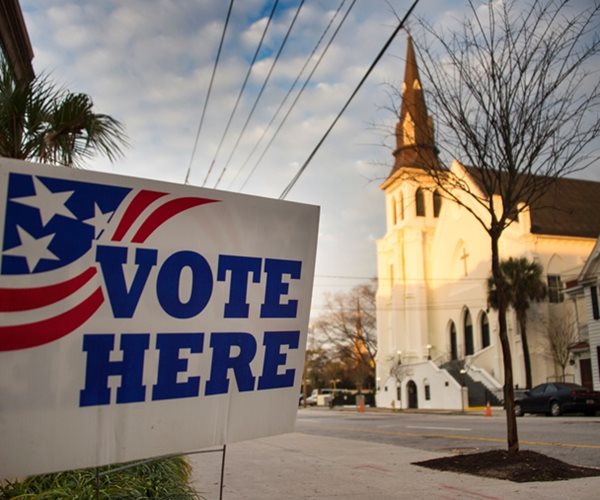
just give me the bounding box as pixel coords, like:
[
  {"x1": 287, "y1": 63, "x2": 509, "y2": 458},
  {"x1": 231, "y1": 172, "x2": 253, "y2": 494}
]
[{"x1": 389, "y1": 36, "x2": 442, "y2": 177}]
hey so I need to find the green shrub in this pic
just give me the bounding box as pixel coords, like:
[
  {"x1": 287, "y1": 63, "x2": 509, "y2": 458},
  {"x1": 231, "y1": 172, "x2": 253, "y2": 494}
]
[{"x1": 0, "y1": 456, "x2": 199, "y2": 499}]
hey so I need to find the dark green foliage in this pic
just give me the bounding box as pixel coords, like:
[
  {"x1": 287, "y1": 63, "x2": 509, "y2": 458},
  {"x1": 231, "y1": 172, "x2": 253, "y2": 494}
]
[
  {"x1": 487, "y1": 257, "x2": 547, "y2": 389},
  {"x1": 0, "y1": 55, "x2": 127, "y2": 168},
  {"x1": 0, "y1": 456, "x2": 199, "y2": 499}
]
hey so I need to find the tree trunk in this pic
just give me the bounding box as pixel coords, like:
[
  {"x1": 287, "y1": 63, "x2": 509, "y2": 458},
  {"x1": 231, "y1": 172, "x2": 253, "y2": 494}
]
[
  {"x1": 491, "y1": 234, "x2": 519, "y2": 453},
  {"x1": 518, "y1": 312, "x2": 533, "y2": 389}
]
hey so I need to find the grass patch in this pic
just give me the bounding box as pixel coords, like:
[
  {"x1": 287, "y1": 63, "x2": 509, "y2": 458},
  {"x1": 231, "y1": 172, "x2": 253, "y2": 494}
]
[{"x1": 0, "y1": 456, "x2": 199, "y2": 499}]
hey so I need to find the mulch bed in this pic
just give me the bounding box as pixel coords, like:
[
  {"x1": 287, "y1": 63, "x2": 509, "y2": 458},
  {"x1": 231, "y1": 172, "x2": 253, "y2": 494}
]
[{"x1": 413, "y1": 450, "x2": 600, "y2": 482}]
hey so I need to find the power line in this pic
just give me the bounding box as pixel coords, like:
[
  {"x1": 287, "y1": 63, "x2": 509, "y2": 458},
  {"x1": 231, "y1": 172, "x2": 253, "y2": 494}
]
[
  {"x1": 184, "y1": 0, "x2": 235, "y2": 185},
  {"x1": 227, "y1": 0, "x2": 349, "y2": 191},
  {"x1": 278, "y1": 0, "x2": 421, "y2": 199},
  {"x1": 212, "y1": 0, "x2": 306, "y2": 189},
  {"x1": 201, "y1": 0, "x2": 280, "y2": 187},
  {"x1": 238, "y1": 0, "x2": 357, "y2": 192}
]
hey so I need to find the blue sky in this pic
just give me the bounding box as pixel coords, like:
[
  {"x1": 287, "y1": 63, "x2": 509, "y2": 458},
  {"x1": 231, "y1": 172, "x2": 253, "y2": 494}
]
[{"x1": 19, "y1": 0, "x2": 600, "y2": 315}]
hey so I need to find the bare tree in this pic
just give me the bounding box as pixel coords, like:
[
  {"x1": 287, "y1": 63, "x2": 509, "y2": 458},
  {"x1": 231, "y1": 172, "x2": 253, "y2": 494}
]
[
  {"x1": 403, "y1": 0, "x2": 600, "y2": 452},
  {"x1": 547, "y1": 312, "x2": 579, "y2": 382},
  {"x1": 312, "y1": 283, "x2": 377, "y2": 391}
]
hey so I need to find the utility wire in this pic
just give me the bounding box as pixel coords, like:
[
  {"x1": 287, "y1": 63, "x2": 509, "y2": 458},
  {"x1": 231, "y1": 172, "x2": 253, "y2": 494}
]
[
  {"x1": 184, "y1": 0, "x2": 235, "y2": 185},
  {"x1": 212, "y1": 0, "x2": 306, "y2": 189},
  {"x1": 279, "y1": 0, "x2": 421, "y2": 199},
  {"x1": 227, "y1": 0, "x2": 348, "y2": 191},
  {"x1": 239, "y1": 0, "x2": 356, "y2": 191},
  {"x1": 201, "y1": 0, "x2": 280, "y2": 187}
]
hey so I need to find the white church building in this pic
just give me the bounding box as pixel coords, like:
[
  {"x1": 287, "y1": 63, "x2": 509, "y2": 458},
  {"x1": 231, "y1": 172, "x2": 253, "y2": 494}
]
[{"x1": 375, "y1": 38, "x2": 600, "y2": 410}]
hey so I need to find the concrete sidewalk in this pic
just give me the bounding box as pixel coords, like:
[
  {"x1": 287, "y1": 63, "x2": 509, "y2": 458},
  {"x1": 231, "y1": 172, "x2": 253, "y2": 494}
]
[{"x1": 188, "y1": 431, "x2": 600, "y2": 499}]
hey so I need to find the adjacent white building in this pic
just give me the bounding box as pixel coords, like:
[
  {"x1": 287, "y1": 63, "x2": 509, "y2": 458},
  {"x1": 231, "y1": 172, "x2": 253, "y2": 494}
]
[
  {"x1": 565, "y1": 236, "x2": 600, "y2": 391},
  {"x1": 375, "y1": 37, "x2": 600, "y2": 409}
]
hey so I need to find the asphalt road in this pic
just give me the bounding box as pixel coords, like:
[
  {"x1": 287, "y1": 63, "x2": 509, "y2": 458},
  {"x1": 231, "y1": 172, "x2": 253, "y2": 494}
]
[{"x1": 295, "y1": 408, "x2": 600, "y2": 468}]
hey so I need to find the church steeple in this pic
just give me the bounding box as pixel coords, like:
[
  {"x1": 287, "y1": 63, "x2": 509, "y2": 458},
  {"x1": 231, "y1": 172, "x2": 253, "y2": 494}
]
[{"x1": 389, "y1": 36, "x2": 442, "y2": 176}]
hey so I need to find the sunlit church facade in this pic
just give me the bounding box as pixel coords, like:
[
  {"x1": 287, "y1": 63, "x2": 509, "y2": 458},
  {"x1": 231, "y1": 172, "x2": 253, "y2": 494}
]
[{"x1": 375, "y1": 38, "x2": 600, "y2": 409}]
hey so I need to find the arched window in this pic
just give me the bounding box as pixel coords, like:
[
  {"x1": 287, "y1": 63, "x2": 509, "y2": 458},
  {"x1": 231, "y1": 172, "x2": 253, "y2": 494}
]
[
  {"x1": 398, "y1": 192, "x2": 404, "y2": 220},
  {"x1": 480, "y1": 312, "x2": 490, "y2": 348},
  {"x1": 415, "y1": 188, "x2": 425, "y2": 217},
  {"x1": 433, "y1": 190, "x2": 442, "y2": 217},
  {"x1": 464, "y1": 308, "x2": 474, "y2": 356},
  {"x1": 449, "y1": 321, "x2": 458, "y2": 360}
]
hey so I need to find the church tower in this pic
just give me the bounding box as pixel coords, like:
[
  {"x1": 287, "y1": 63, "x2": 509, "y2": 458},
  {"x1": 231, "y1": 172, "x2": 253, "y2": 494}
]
[
  {"x1": 376, "y1": 36, "x2": 443, "y2": 398},
  {"x1": 391, "y1": 35, "x2": 442, "y2": 175}
]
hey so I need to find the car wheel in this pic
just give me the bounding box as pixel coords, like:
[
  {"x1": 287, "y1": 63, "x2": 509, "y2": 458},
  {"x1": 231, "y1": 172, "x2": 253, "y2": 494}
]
[
  {"x1": 550, "y1": 401, "x2": 561, "y2": 417},
  {"x1": 514, "y1": 402, "x2": 524, "y2": 417}
]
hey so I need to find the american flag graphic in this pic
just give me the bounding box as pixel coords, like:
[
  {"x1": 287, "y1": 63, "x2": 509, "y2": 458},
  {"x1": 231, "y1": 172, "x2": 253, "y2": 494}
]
[{"x1": 0, "y1": 173, "x2": 217, "y2": 351}]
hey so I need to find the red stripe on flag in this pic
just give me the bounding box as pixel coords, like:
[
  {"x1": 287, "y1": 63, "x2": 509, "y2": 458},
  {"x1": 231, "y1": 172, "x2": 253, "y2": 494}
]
[
  {"x1": 132, "y1": 197, "x2": 218, "y2": 243},
  {"x1": 112, "y1": 190, "x2": 168, "y2": 241},
  {"x1": 0, "y1": 288, "x2": 104, "y2": 351},
  {"x1": 0, "y1": 267, "x2": 97, "y2": 312}
]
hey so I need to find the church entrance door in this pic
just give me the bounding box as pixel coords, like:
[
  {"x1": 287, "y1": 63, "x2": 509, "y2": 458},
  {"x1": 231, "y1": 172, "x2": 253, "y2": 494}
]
[{"x1": 407, "y1": 380, "x2": 418, "y2": 408}]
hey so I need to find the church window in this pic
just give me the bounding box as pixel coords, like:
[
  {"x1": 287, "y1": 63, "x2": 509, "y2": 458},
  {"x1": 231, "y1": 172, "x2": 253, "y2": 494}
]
[
  {"x1": 547, "y1": 275, "x2": 564, "y2": 303},
  {"x1": 433, "y1": 190, "x2": 442, "y2": 217},
  {"x1": 480, "y1": 312, "x2": 490, "y2": 348},
  {"x1": 415, "y1": 188, "x2": 425, "y2": 217},
  {"x1": 591, "y1": 286, "x2": 599, "y2": 320},
  {"x1": 391, "y1": 197, "x2": 397, "y2": 225},
  {"x1": 449, "y1": 321, "x2": 458, "y2": 360},
  {"x1": 402, "y1": 113, "x2": 416, "y2": 145},
  {"x1": 399, "y1": 192, "x2": 404, "y2": 220},
  {"x1": 424, "y1": 379, "x2": 431, "y2": 400},
  {"x1": 464, "y1": 308, "x2": 474, "y2": 356}
]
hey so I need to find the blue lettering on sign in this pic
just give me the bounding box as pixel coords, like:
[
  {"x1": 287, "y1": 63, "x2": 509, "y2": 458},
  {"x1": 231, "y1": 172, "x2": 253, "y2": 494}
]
[
  {"x1": 79, "y1": 331, "x2": 300, "y2": 406},
  {"x1": 217, "y1": 255, "x2": 261, "y2": 318},
  {"x1": 258, "y1": 331, "x2": 299, "y2": 390},
  {"x1": 83, "y1": 245, "x2": 305, "y2": 406},
  {"x1": 260, "y1": 259, "x2": 301, "y2": 318},
  {"x1": 94, "y1": 245, "x2": 302, "y2": 320},
  {"x1": 96, "y1": 246, "x2": 157, "y2": 318},
  {"x1": 80, "y1": 333, "x2": 150, "y2": 406},
  {"x1": 205, "y1": 332, "x2": 257, "y2": 395},
  {"x1": 152, "y1": 333, "x2": 204, "y2": 400},
  {"x1": 156, "y1": 251, "x2": 213, "y2": 318}
]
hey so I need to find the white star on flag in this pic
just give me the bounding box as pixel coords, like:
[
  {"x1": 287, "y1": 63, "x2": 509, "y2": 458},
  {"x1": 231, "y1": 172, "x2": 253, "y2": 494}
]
[
  {"x1": 84, "y1": 203, "x2": 114, "y2": 239},
  {"x1": 12, "y1": 176, "x2": 76, "y2": 226},
  {"x1": 3, "y1": 225, "x2": 59, "y2": 272}
]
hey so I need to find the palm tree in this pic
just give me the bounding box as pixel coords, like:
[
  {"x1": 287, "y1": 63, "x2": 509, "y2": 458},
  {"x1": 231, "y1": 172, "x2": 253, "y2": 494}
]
[
  {"x1": 488, "y1": 257, "x2": 547, "y2": 389},
  {"x1": 0, "y1": 56, "x2": 127, "y2": 167}
]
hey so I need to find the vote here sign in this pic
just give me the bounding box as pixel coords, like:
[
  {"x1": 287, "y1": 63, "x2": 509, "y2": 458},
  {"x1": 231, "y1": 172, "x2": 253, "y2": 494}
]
[{"x1": 0, "y1": 157, "x2": 319, "y2": 478}]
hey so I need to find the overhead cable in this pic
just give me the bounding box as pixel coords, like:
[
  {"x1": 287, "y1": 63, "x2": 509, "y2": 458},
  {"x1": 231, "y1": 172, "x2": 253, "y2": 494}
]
[
  {"x1": 212, "y1": 0, "x2": 306, "y2": 189},
  {"x1": 279, "y1": 0, "x2": 421, "y2": 199},
  {"x1": 201, "y1": 0, "x2": 280, "y2": 187},
  {"x1": 239, "y1": 0, "x2": 356, "y2": 191},
  {"x1": 184, "y1": 0, "x2": 235, "y2": 185},
  {"x1": 227, "y1": 0, "x2": 348, "y2": 191}
]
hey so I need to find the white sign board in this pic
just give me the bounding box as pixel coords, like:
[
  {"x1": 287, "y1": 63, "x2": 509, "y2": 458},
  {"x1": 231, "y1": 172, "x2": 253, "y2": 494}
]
[{"x1": 0, "y1": 158, "x2": 319, "y2": 478}]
